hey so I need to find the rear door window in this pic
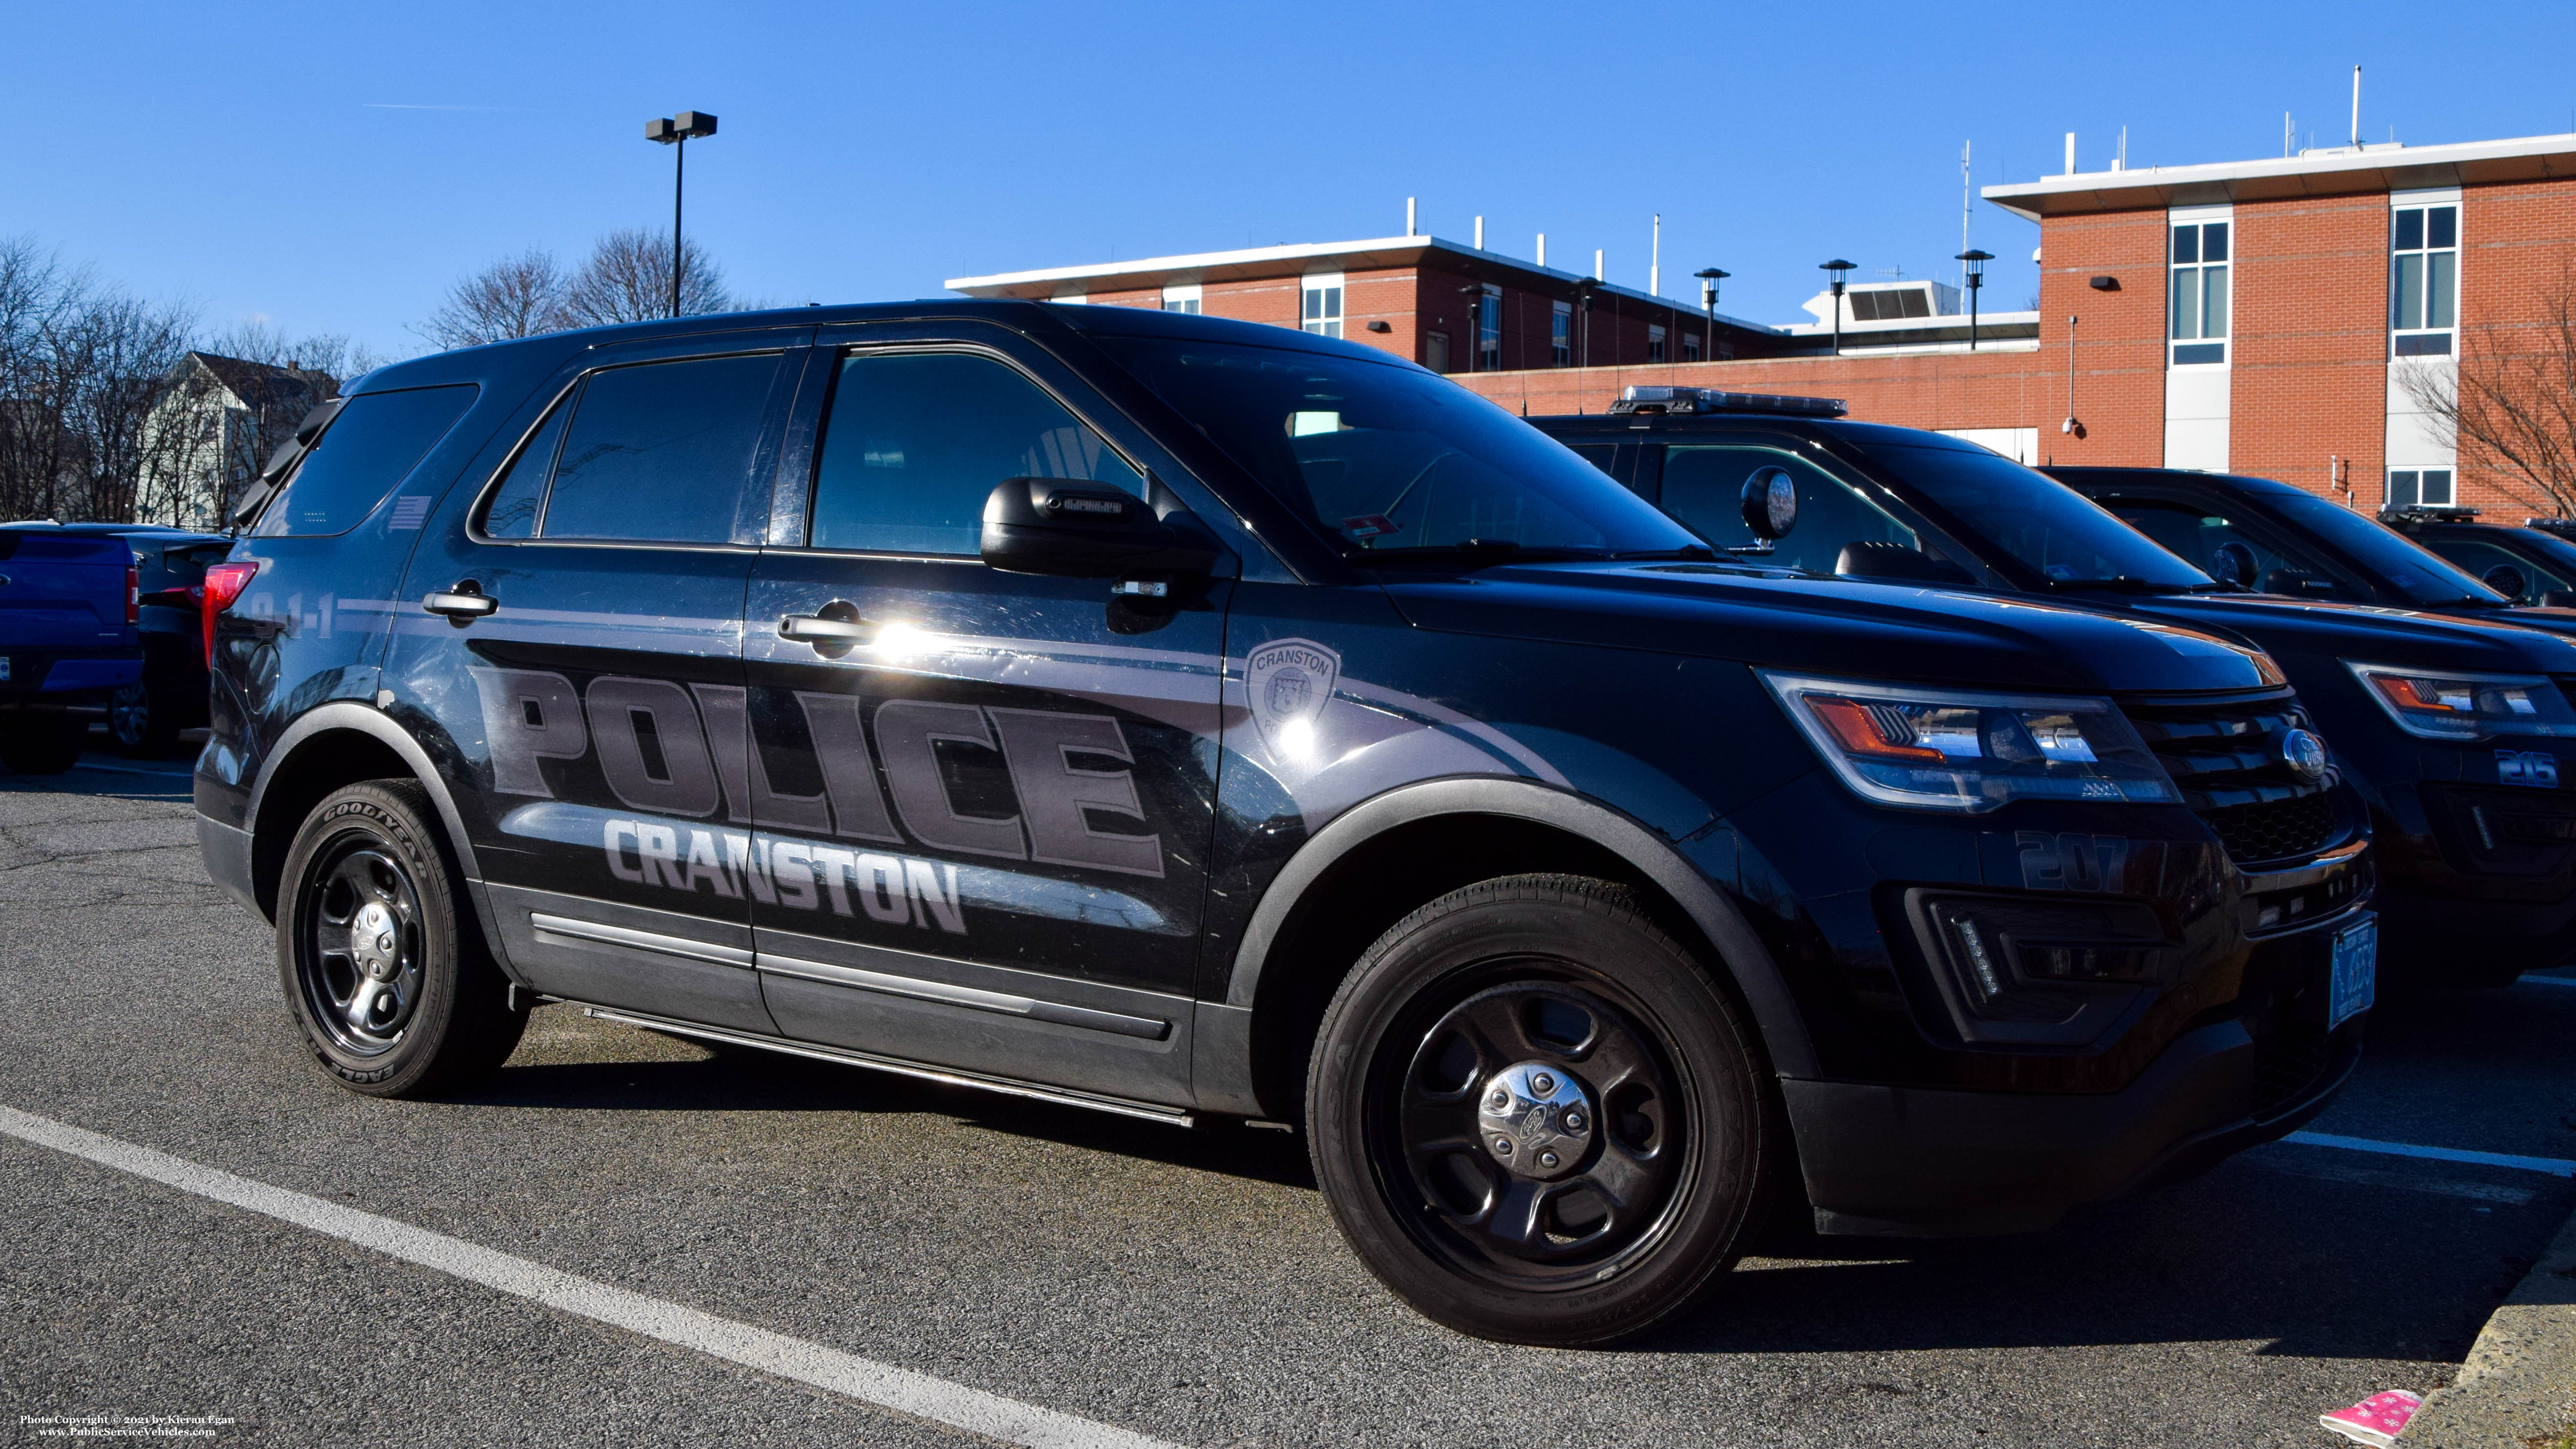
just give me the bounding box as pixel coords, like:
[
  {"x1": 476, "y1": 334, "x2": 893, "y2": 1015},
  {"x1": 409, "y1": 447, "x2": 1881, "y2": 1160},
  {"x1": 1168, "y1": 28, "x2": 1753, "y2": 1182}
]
[
  {"x1": 475, "y1": 353, "x2": 785, "y2": 545},
  {"x1": 252, "y1": 385, "x2": 477, "y2": 537}
]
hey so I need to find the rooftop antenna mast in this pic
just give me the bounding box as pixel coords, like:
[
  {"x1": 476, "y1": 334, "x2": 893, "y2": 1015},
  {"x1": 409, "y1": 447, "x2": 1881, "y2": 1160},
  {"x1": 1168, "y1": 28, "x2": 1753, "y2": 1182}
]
[
  {"x1": 2351, "y1": 65, "x2": 2362, "y2": 148},
  {"x1": 1959, "y1": 140, "x2": 1973, "y2": 292}
]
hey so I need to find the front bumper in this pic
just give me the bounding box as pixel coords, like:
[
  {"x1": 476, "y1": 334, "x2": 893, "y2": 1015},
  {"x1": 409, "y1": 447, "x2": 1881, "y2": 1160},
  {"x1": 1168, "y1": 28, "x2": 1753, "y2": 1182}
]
[{"x1": 1788, "y1": 917, "x2": 2365, "y2": 1236}]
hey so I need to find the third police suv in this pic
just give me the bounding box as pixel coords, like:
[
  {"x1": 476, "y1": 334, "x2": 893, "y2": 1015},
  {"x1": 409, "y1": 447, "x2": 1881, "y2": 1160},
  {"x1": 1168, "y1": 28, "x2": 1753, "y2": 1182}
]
[{"x1": 196, "y1": 302, "x2": 2375, "y2": 1346}]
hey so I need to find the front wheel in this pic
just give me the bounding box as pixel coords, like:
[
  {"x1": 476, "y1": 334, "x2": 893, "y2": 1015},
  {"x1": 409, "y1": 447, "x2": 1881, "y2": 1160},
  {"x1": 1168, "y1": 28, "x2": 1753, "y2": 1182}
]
[
  {"x1": 1307, "y1": 874, "x2": 1778, "y2": 1346},
  {"x1": 277, "y1": 780, "x2": 525, "y2": 1096}
]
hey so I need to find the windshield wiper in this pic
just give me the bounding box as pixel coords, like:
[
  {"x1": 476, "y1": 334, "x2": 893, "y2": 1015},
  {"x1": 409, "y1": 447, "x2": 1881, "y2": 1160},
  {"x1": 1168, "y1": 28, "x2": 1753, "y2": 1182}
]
[
  {"x1": 1349, "y1": 542, "x2": 1613, "y2": 568},
  {"x1": 1611, "y1": 546, "x2": 1720, "y2": 561},
  {"x1": 2037, "y1": 575, "x2": 2196, "y2": 595}
]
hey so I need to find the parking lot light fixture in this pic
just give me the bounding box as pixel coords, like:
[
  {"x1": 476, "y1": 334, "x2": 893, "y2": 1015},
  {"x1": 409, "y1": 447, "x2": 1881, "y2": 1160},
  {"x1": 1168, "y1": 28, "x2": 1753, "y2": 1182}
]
[
  {"x1": 1957, "y1": 249, "x2": 1994, "y2": 351},
  {"x1": 1693, "y1": 268, "x2": 1729, "y2": 366},
  {"x1": 645, "y1": 110, "x2": 719, "y2": 319},
  {"x1": 1821, "y1": 259, "x2": 1856, "y2": 356}
]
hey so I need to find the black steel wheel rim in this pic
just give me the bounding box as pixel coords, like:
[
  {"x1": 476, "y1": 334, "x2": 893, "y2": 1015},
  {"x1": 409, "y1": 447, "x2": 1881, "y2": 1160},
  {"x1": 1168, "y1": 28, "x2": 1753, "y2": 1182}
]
[
  {"x1": 1365, "y1": 961, "x2": 1696, "y2": 1293},
  {"x1": 107, "y1": 682, "x2": 148, "y2": 747},
  {"x1": 294, "y1": 835, "x2": 426, "y2": 1058}
]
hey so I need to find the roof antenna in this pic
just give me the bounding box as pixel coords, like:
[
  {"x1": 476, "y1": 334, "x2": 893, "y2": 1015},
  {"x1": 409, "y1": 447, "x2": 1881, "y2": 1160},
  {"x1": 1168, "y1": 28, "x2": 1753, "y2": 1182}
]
[{"x1": 2351, "y1": 65, "x2": 2362, "y2": 148}]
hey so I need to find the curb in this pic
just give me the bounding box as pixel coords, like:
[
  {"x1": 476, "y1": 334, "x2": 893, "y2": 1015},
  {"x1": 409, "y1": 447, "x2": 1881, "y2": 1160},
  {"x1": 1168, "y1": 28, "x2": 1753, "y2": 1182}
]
[{"x1": 2400, "y1": 1201, "x2": 2576, "y2": 1447}]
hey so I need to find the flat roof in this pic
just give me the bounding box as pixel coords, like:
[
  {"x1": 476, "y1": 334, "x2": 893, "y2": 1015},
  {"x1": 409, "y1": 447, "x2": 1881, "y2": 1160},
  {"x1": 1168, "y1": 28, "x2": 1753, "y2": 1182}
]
[
  {"x1": 946, "y1": 235, "x2": 1783, "y2": 336},
  {"x1": 1982, "y1": 130, "x2": 2576, "y2": 220}
]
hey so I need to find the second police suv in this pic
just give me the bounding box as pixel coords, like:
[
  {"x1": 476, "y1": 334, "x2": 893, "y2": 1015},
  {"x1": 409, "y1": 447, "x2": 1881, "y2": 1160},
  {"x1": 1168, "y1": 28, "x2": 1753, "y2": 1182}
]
[{"x1": 198, "y1": 304, "x2": 2372, "y2": 1347}]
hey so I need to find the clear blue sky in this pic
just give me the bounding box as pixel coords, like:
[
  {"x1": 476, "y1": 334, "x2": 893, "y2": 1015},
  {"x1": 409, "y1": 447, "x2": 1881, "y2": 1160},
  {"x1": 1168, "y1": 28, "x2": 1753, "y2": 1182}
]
[{"x1": 8, "y1": 0, "x2": 2570, "y2": 360}]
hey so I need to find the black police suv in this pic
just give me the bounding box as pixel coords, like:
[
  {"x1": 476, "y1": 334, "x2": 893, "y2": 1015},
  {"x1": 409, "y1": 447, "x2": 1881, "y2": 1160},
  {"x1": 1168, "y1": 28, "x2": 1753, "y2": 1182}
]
[
  {"x1": 201, "y1": 306, "x2": 2371, "y2": 1346},
  {"x1": 1537, "y1": 390, "x2": 2576, "y2": 985},
  {"x1": 2378, "y1": 506, "x2": 2576, "y2": 609}
]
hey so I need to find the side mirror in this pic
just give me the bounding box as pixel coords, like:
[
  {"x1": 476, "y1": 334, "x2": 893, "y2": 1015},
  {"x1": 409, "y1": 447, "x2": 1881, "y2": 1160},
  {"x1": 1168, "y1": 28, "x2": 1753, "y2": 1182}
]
[
  {"x1": 2209, "y1": 541, "x2": 2259, "y2": 588},
  {"x1": 980, "y1": 476, "x2": 1219, "y2": 579},
  {"x1": 1740, "y1": 466, "x2": 1799, "y2": 540},
  {"x1": 2483, "y1": 563, "x2": 2530, "y2": 601}
]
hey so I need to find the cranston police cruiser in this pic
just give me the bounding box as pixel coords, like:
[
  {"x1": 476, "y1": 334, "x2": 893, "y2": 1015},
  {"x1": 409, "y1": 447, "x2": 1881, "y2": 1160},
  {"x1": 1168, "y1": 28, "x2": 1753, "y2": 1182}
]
[{"x1": 198, "y1": 303, "x2": 2374, "y2": 1347}]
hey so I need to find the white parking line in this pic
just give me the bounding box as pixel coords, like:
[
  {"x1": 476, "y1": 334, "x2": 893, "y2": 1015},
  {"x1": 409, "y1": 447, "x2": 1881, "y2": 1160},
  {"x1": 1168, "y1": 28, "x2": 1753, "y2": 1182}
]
[
  {"x1": 0, "y1": 1106, "x2": 1184, "y2": 1449},
  {"x1": 66, "y1": 759, "x2": 192, "y2": 778},
  {"x1": 2283, "y1": 1130, "x2": 2576, "y2": 1177}
]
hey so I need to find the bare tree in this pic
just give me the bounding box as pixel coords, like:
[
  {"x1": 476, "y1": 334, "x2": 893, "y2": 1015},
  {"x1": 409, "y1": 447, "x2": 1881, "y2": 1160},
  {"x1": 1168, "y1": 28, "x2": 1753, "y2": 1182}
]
[
  {"x1": 413, "y1": 249, "x2": 571, "y2": 350},
  {"x1": 560, "y1": 228, "x2": 732, "y2": 327},
  {"x1": 2398, "y1": 268, "x2": 2576, "y2": 517},
  {"x1": 0, "y1": 236, "x2": 195, "y2": 523}
]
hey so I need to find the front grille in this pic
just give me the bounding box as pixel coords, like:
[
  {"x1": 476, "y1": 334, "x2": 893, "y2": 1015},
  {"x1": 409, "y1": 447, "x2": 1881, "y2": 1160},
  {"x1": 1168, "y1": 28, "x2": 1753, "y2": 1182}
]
[
  {"x1": 2123, "y1": 691, "x2": 2341, "y2": 868},
  {"x1": 2201, "y1": 791, "x2": 2337, "y2": 867}
]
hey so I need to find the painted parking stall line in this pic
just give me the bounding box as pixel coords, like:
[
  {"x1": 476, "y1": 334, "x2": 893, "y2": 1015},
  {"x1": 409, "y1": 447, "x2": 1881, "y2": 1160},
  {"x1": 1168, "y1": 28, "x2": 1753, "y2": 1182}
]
[
  {"x1": 0, "y1": 1106, "x2": 1185, "y2": 1449},
  {"x1": 2283, "y1": 1130, "x2": 2576, "y2": 1177}
]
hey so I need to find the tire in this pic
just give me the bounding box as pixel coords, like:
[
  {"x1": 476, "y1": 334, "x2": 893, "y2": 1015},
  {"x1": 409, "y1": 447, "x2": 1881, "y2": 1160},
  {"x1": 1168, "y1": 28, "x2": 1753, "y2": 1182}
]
[
  {"x1": 109, "y1": 645, "x2": 192, "y2": 758},
  {"x1": 1307, "y1": 874, "x2": 1779, "y2": 1347},
  {"x1": 0, "y1": 714, "x2": 86, "y2": 774},
  {"x1": 276, "y1": 779, "x2": 526, "y2": 1097}
]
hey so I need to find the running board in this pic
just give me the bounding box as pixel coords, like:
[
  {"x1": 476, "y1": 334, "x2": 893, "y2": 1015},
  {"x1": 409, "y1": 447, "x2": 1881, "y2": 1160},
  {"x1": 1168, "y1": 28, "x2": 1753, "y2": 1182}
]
[{"x1": 575, "y1": 1004, "x2": 1197, "y2": 1129}]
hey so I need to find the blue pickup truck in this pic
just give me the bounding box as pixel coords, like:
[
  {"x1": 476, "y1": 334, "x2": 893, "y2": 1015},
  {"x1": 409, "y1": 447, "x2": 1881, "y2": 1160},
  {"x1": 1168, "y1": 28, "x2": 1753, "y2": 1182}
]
[{"x1": 0, "y1": 527, "x2": 144, "y2": 773}]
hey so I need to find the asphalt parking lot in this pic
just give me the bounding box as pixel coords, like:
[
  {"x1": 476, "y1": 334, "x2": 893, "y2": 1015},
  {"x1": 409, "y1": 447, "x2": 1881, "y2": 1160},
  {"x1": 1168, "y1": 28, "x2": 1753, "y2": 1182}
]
[{"x1": 4, "y1": 742, "x2": 2572, "y2": 1448}]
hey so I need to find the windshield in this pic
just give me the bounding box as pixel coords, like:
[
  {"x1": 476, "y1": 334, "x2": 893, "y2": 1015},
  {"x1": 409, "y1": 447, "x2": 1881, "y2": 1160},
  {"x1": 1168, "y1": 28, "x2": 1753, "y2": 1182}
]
[
  {"x1": 2265, "y1": 493, "x2": 2507, "y2": 605},
  {"x1": 1095, "y1": 337, "x2": 1704, "y2": 560},
  {"x1": 1859, "y1": 440, "x2": 2214, "y2": 590}
]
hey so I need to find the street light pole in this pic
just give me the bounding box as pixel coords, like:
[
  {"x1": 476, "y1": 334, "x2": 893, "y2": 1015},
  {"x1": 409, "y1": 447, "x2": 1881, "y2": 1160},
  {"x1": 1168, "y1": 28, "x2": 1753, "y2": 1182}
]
[
  {"x1": 645, "y1": 110, "x2": 719, "y2": 319},
  {"x1": 1956, "y1": 250, "x2": 1992, "y2": 351},
  {"x1": 1693, "y1": 267, "x2": 1728, "y2": 364},
  {"x1": 1820, "y1": 259, "x2": 1856, "y2": 356}
]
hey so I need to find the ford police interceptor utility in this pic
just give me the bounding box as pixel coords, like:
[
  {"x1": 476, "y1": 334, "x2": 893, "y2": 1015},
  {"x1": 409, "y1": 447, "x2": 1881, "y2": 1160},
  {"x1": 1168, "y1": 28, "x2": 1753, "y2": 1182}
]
[{"x1": 198, "y1": 304, "x2": 2374, "y2": 1345}]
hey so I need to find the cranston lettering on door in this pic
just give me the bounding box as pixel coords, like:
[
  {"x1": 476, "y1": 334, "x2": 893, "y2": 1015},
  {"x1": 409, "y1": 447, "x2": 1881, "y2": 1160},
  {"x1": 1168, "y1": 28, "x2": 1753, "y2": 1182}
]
[{"x1": 472, "y1": 667, "x2": 1165, "y2": 937}]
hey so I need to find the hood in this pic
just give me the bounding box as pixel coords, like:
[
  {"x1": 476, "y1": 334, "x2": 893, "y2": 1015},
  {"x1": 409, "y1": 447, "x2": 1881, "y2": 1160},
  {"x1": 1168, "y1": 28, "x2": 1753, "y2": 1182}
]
[
  {"x1": 2124, "y1": 594, "x2": 2576, "y2": 674},
  {"x1": 1383, "y1": 563, "x2": 2283, "y2": 695}
]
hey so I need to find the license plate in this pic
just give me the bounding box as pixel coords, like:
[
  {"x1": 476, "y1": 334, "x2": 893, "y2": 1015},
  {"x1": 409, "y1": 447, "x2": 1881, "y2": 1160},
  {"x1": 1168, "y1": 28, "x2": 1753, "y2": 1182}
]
[{"x1": 2328, "y1": 914, "x2": 2377, "y2": 1029}]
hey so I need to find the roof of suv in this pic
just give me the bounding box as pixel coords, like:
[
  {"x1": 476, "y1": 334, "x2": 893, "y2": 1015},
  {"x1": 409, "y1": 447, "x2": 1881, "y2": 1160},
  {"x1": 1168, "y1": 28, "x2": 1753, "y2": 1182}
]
[
  {"x1": 348, "y1": 298, "x2": 1414, "y2": 396},
  {"x1": 2041, "y1": 466, "x2": 2310, "y2": 498}
]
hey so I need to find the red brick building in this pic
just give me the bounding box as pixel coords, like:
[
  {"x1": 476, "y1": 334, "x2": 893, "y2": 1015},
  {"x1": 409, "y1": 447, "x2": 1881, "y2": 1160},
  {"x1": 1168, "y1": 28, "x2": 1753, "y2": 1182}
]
[{"x1": 952, "y1": 133, "x2": 2576, "y2": 512}]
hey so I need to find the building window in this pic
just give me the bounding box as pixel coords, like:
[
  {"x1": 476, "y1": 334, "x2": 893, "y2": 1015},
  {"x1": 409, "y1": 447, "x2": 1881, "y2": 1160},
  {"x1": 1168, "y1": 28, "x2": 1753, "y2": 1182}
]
[
  {"x1": 1161, "y1": 283, "x2": 1202, "y2": 314},
  {"x1": 1425, "y1": 332, "x2": 1451, "y2": 374},
  {"x1": 1648, "y1": 325, "x2": 1667, "y2": 363},
  {"x1": 1551, "y1": 302, "x2": 1573, "y2": 366},
  {"x1": 1682, "y1": 332, "x2": 1703, "y2": 363},
  {"x1": 2169, "y1": 220, "x2": 2230, "y2": 365},
  {"x1": 2391, "y1": 204, "x2": 2458, "y2": 358},
  {"x1": 1301, "y1": 275, "x2": 1343, "y2": 338},
  {"x1": 2388, "y1": 468, "x2": 2456, "y2": 509},
  {"x1": 1478, "y1": 286, "x2": 1500, "y2": 371}
]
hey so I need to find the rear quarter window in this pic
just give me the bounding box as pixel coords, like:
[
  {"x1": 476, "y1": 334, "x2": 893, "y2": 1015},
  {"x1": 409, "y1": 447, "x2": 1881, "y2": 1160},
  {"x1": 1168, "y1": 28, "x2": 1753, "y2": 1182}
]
[{"x1": 253, "y1": 385, "x2": 479, "y2": 537}]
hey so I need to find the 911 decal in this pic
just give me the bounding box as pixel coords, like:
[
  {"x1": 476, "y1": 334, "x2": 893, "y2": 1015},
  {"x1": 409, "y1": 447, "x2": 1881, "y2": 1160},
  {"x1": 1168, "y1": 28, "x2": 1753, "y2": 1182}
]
[{"x1": 600, "y1": 819, "x2": 967, "y2": 934}]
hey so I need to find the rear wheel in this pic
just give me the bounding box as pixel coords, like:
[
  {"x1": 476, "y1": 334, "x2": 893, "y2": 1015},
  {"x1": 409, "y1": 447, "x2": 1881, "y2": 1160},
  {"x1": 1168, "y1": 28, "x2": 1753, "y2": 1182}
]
[
  {"x1": 1307, "y1": 874, "x2": 1777, "y2": 1346},
  {"x1": 0, "y1": 714, "x2": 86, "y2": 774},
  {"x1": 109, "y1": 644, "x2": 192, "y2": 757},
  {"x1": 277, "y1": 780, "x2": 525, "y2": 1096}
]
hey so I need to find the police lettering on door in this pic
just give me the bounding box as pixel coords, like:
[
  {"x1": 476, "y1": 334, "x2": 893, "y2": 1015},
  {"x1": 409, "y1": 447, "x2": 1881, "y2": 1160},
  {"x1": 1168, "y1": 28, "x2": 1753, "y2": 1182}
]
[{"x1": 472, "y1": 668, "x2": 1166, "y2": 937}]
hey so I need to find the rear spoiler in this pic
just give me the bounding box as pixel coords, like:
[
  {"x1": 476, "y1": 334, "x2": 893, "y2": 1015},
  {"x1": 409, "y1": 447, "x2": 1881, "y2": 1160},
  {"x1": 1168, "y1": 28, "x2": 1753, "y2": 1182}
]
[{"x1": 227, "y1": 397, "x2": 346, "y2": 528}]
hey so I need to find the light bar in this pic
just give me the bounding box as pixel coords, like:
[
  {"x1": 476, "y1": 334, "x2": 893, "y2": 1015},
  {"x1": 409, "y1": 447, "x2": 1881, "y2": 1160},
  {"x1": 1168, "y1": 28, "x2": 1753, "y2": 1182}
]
[{"x1": 1609, "y1": 385, "x2": 1848, "y2": 418}]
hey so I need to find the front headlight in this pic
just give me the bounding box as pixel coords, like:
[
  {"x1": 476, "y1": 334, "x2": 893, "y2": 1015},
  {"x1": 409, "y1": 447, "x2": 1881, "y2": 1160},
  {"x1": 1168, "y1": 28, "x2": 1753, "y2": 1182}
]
[
  {"x1": 1760, "y1": 672, "x2": 2182, "y2": 813},
  {"x1": 2344, "y1": 663, "x2": 2576, "y2": 740}
]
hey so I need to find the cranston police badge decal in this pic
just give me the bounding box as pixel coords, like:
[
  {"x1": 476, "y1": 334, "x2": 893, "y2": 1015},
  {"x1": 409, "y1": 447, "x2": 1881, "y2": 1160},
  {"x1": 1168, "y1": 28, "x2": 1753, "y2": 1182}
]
[{"x1": 1245, "y1": 638, "x2": 1341, "y2": 755}]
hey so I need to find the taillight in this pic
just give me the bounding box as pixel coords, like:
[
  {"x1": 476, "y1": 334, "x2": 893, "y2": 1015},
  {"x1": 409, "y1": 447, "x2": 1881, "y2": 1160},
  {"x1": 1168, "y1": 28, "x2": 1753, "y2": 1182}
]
[
  {"x1": 200, "y1": 560, "x2": 259, "y2": 668},
  {"x1": 126, "y1": 563, "x2": 140, "y2": 624}
]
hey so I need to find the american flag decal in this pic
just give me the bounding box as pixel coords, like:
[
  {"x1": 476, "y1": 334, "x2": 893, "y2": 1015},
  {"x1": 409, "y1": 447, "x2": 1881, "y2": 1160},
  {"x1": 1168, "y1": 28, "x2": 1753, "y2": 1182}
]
[{"x1": 389, "y1": 496, "x2": 431, "y2": 531}]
